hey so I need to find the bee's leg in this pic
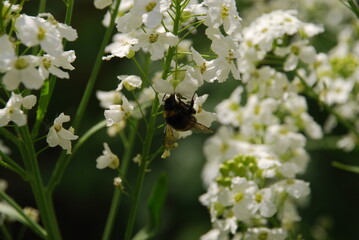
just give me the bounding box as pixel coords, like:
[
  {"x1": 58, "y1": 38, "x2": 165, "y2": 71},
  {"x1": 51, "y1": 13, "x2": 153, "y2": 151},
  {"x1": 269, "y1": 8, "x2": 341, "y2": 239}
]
[
  {"x1": 190, "y1": 94, "x2": 196, "y2": 114},
  {"x1": 162, "y1": 93, "x2": 168, "y2": 102}
]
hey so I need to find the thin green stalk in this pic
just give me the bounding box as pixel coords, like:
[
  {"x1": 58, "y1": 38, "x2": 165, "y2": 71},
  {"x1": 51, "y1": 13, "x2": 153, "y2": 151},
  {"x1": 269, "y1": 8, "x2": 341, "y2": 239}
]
[
  {"x1": 0, "y1": 190, "x2": 47, "y2": 238},
  {"x1": 0, "y1": 151, "x2": 27, "y2": 180},
  {"x1": 46, "y1": 0, "x2": 122, "y2": 194},
  {"x1": 38, "y1": 0, "x2": 47, "y2": 13},
  {"x1": 124, "y1": 96, "x2": 159, "y2": 240},
  {"x1": 17, "y1": 126, "x2": 61, "y2": 240},
  {"x1": 101, "y1": 119, "x2": 139, "y2": 240},
  {"x1": 72, "y1": 0, "x2": 121, "y2": 130},
  {"x1": 71, "y1": 120, "x2": 107, "y2": 156},
  {"x1": 0, "y1": 224, "x2": 12, "y2": 240}
]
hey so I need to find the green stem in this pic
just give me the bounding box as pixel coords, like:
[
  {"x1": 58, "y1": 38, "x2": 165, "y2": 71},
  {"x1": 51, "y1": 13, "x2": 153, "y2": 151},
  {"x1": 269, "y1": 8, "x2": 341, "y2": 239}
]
[
  {"x1": 124, "y1": 96, "x2": 159, "y2": 240},
  {"x1": 332, "y1": 161, "x2": 359, "y2": 174},
  {"x1": 0, "y1": 190, "x2": 47, "y2": 238},
  {"x1": 46, "y1": 0, "x2": 122, "y2": 194},
  {"x1": 17, "y1": 126, "x2": 61, "y2": 240},
  {"x1": 101, "y1": 119, "x2": 139, "y2": 240},
  {"x1": 72, "y1": 0, "x2": 121, "y2": 130},
  {"x1": 0, "y1": 151, "x2": 27, "y2": 180},
  {"x1": 0, "y1": 224, "x2": 12, "y2": 240},
  {"x1": 38, "y1": 0, "x2": 46, "y2": 13}
]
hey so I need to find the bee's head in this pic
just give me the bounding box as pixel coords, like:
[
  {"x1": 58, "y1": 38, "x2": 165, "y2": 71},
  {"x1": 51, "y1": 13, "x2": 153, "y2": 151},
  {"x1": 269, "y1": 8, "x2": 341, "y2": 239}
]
[{"x1": 164, "y1": 94, "x2": 178, "y2": 110}]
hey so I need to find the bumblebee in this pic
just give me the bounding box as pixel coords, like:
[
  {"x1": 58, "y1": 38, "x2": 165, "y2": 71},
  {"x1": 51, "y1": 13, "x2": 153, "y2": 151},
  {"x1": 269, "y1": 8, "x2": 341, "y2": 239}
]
[{"x1": 163, "y1": 93, "x2": 213, "y2": 150}]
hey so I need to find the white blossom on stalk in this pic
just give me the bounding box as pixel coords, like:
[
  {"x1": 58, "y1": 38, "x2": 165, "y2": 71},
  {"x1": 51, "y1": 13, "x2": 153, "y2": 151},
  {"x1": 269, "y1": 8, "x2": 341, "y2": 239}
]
[
  {"x1": 37, "y1": 13, "x2": 78, "y2": 42},
  {"x1": 15, "y1": 14, "x2": 63, "y2": 56},
  {"x1": 96, "y1": 90, "x2": 122, "y2": 109},
  {"x1": 116, "y1": 13, "x2": 143, "y2": 33},
  {"x1": 116, "y1": 75, "x2": 142, "y2": 91},
  {"x1": 153, "y1": 70, "x2": 201, "y2": 99},
  {"x1": 96, "y1": 143, "x2": 120, "y2": 169},
  {"x1": 46, "y1": 113, "x2": 78, "y2": 154},
  {"x1": 103, "y1": 33, "x2": 138, "y2": 60},
  {"x1": 133, "y1": 30, "x2": 177, "y2": 61},
  {"x1": 38, "y1": 50, "x2": 76, "y2": 79},
  {"x1": 245, "y1": 227, "x2": 287, "y2": 240},
  {"x1": 94, "y1": 0, "x2": 113, "y2": 9},
  {"x1": 215, "y1": 87, "x2": 242, "y2": 127},
  {"x1": 0, "y1": 140, "x2": 11, "y2": 155},
  {"x1": 204, "y1": 0, "x2": 242, "y2": 37},
  {"x1": 0, "y1": 35, "x2": 16, "y2": 72},
  {"x1": 104, "y1": 95, "x2": 134, "y2": 126},
  {"x1": 0, "y1": 93, "x2": 37, "y2": 127},
  {"x1": 188, "y1": 47, "x2": 217, "y2": 84},
  {"x1": 321, "y1": 77, "x2": 354, "y2": 106},
  {"x1": 206, "y1": 28, "x2": 241, "y2": 81},
  {"x1": 132, "y1": 0, "x2": 171, "y2": 29},
  {"x1": 274, "y1": 40, "x2": 317, "y2": 71},
  {"x1": 2, "y1": 55, "x2": 43, "y2": 91}
]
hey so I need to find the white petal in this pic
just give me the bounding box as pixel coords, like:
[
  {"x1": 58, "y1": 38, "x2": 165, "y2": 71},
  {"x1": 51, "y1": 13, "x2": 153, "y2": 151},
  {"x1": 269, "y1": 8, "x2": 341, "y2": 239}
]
[
  {"x1": 22, "y1": 95, "x2": 37, "y2": 109},
  {"x1": 47, "y1": 128, "x2": 60, "y2": 147}
]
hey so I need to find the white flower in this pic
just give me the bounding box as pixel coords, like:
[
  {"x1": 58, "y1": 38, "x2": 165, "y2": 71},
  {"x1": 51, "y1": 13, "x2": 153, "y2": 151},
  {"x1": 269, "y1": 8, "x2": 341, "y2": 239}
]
[
  {"x1": 153, "y1": 70, "x2": 201, "y2": 99},
  {"x1": 264, "y1": 125, "x2": 306, "y2": 156},
  {"x1": 46, "y1": 113, "x2": 78, "y2": 154},
  {"x1": 215, "y1": 87, "x2": 242, "y2": 127},
  {"x1": 200, "y1": 229, "x2": 221, "y2": 240},
  {"x1": 189, "y1": 47, "x2": 217, "y2": 84},
  {"x1": 337, "y1": 133, "x2": 357, "y2": 152},
  {"x1": 104, "y1": 95, "x2": 134, "y2": 126},
  {"x1": 274, "y1": 179, "x2": 310, "y2": 200},
  {"x1": 275, "y1": 40, "x2": 317, "y2": 71},
  {"x1": 103, "y1": 33, "x2": 139, "y2": 60},
  {"x1": 0, "y1": 140, "x2": 11, "y2": 155},
  {"x1": 206, "y1": 28, "x2": 241, "y2": 81},
  {"x1": 132, "y1": 0, "x2": 171, "y2": 28},
  {"x1": 116, "y1": 13, "x2": 143, "y2": 33},
  {"x1": 96, "y1": 143, "x2": 120, "y2": 169},
  {"x1": 15, "y1": 14, "x2": 63, "y2": 56},
  {"x1": 193, "y1": 94, "x2": 217, "y2": 129},
  {"x1": 116, "y1": 75, "x2": 142, "y2": 91},
  {"x1": 133, "y1": 30, "x2": 177, "y2": 61},
  {"x1": 228, "y1": 177, "x2": 257, "y2": 222},
  {"x1": 244, "y1": 227, "x2": 287, "y2": 240},
  {"x1": 0, "y1": 93, "x2": 37, "y2": 127},
  {"x1": 2, "y1": 55, "x2": 43, "y2": 90},
  {"x1": 251, "y1": 188, "x2": 276, "y2": 218},
  {"x1": 0, "y1": 179, "x2": 8, "y2": 191},
  {"x1": 94, "y1": 0, "x2": 113, "y2": 9},
  {"x1": 204, "y1": 0, "x2": 242, "y2": 36},
  {"x1": 0, "y1": 35, "x2": 16, "y2": 72},
  {"x1": 96, "y1": 90, "x2": 122, "y2": 109},
  {"x1": 39, "y1": 50, "x2": 76, "y2": 79},
  {"x1": 244, "y1": 67, "x2": 290, "y2": 99},
  {"x1": 322, "y1": 77, "x2": 354, "y2": 106}
]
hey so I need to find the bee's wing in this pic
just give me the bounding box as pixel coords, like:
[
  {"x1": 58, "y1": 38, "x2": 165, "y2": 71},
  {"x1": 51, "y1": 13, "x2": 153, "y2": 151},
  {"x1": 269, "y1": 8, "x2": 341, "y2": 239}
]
[
  {"x1": 164, "y1": 125, "x2": 180, "y2": 150},
  {"x1": 191, "y1": 122, "x2": 214, "y2": 133}
]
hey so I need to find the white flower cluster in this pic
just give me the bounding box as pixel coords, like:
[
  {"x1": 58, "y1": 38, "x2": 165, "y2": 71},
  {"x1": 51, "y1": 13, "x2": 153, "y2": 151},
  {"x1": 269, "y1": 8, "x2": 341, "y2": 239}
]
[
  {"x1": 200, "y1": 9, "x2": 325, "y2": 239},
  {"x1": 0, "y1": 3, "x2": 79, "y2": 153},
  {"x1": 299, "y1": 25, "x2": 359, "y2": 151}
]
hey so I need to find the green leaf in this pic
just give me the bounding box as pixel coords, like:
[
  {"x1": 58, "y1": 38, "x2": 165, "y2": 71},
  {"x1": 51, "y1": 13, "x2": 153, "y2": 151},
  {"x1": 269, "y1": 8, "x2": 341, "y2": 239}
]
[{"x1": 133, "y1": 173, "x2": 167, "y2": 240}]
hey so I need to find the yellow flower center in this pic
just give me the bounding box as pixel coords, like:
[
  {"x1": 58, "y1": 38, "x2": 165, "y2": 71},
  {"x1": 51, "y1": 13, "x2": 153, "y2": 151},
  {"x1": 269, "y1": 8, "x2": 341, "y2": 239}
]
[
  {"x1": 234, "y1": 192, "x2": 243, "y2": 203},
  {"x1": 149, "y1": 33, "x2": 159, "y2": 43},
  {"x1": 14, "y1": 57, "x2": 29, "y2": 70},
  {"x1": 37, "y1": 26, "x2": 46, "y2": 41},
  {"x1": 146, "y1": 2, "x2": 157, "y2": 12}
]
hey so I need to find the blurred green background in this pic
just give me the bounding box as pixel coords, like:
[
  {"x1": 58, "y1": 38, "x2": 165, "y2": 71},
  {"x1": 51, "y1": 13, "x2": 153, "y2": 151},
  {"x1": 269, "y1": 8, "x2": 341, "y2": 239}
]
[{"x1": 2, "y1": 0, "x2": 359, "y2": 239}]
